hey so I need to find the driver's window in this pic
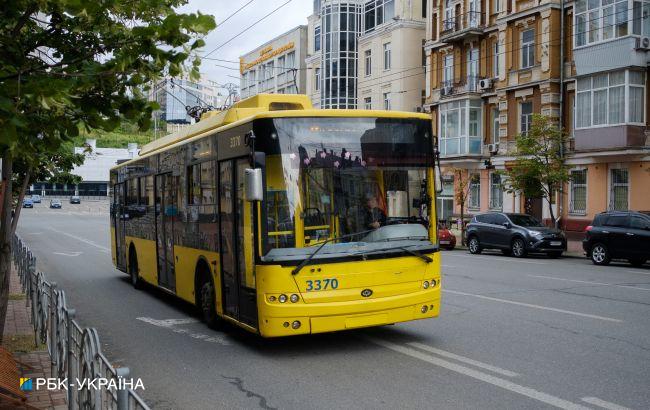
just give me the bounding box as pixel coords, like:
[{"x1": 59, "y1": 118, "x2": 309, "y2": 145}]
[{"x1": 493, "y1": 214, "x2": 507, "y2": 225}]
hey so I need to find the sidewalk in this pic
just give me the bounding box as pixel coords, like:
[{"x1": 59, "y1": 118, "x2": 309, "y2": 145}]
[
  {"x1": 449, "y1": 228, "x2": 585, "y2": 258},
  {"x1": 2, "y1": 265, "x2": 67, "y2": 409}
]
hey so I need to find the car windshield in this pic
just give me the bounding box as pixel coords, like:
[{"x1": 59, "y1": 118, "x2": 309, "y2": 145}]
[
  {"x1": 508, "y1": 214, "x2": 544, "y2": 227},
  {"x1": 254, "y1": 116, "x2": 436, "y2": 261},
  {"x1": 52, "y1": 200, "x2": 61, "y2": 204}
]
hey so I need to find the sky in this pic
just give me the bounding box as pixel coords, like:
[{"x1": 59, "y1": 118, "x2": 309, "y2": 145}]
[{"x1": 178, "y1": 0, "x2": 313, "y2": 90}]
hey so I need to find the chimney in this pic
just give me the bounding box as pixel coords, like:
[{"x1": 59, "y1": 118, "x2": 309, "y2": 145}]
[
  {"x1": 85, "y1": 138, "x2": 97, "y2": 152},
  {"x1": 128, "y1": 143, "x2": 139, "y2": 158}
]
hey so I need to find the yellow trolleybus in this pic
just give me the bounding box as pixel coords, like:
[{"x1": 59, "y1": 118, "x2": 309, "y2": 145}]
[{"x1": 110, "y1": 94, "x2": 442, "y2": 337}]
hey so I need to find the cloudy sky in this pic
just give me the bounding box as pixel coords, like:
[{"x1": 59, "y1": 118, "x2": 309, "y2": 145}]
[{"x1": 178, "y1": 0, "x2": 313, "y2": 89}]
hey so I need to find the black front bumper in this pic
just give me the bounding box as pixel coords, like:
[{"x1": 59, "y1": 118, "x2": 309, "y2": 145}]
[{"x1": 527, "y1": 238, "x2": 567, "y2": 252}]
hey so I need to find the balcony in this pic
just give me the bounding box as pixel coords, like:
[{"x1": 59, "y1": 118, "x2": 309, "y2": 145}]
[
  {"x1": 440, "y1": 12, "x2": 485, "y2": 43},
  {"x1": 574, "y1": 125, "x2": 649, "y2": 151},
  {"x1": 439, "y1": 76, "x2": 484, "y2": 98}
]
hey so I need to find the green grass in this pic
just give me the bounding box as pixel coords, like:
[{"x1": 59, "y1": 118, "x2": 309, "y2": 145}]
[{"x1": 72, "y1": 122, "x2": 164, "y2": 149}]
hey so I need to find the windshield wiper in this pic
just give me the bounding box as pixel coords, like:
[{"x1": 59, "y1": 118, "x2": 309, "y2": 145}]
[
  {"x1": 354, "y1": 244, "x2": 433, "y2": 263},
  {"x1": 291, "y1": 229, "x2": 376, "y2": 275}
]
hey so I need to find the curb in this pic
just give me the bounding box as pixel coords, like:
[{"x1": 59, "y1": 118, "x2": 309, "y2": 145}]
[{"x1": 447, "y1": 245, "x2": 585, "y2": 259}]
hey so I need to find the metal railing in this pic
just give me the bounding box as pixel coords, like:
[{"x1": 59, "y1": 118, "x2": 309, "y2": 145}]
[
  {"x1": 441, "y1": 11, "x2": 485, "y2": 35},
  {"x1": 12, "y1": 235, "x2": 150, "y2": 410},
  {"x1": 439, "y1": 75, "x2": 482, "y2": 96}
]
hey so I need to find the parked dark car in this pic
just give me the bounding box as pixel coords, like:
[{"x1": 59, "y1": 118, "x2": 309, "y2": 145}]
[
  {"x1": 22, "y1": 198, "x2": 34, "y2": 208},
  {"x1": 49, "y1": 199, "x2": 62, "y2": 209},
  {"x1": 70, "y1": 195, "x2": 81, "y2": 204},
  {"x1": 583, "y1": 211, "x2": 650, "y2": 267},
  {"x1": 31, "y1": 194, "x2": 41, "y2": 203},
  {"x1": 466, "y1": 212, "x2": 566, "y2": 258}
]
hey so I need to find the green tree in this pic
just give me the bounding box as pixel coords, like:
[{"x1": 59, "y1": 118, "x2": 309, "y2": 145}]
[
  {"x1": 501, "y1": 114, "x2": 570, "y2": 228},
  {"x1": 0, "y1": 0, "x2": 215, "y2": 342},
  {"x1": 452, "y1": 168, "x2": 472, "y2": 245}
]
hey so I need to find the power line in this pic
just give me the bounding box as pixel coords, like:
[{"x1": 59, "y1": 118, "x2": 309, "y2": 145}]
[
  {"x1": 216, "y1": 0, "x2": 256, "y2": 27},
  {"x1": 203, "y1": 0, "x2": 292, "y2": 58}
]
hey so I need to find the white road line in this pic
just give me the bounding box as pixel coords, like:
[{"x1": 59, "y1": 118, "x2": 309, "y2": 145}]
[
  {"x1": 443, "y1": 289, "x2": 624, "y2": 323},
  {"x1": 441, "y1": 264, "x2": 457, "y2": 268},
  {"x1": 581, "y1": 397, "x2": 631, "y2": 410},
  {"x1": 450, "y1": 254, "x2": 547, "y2": 265},
  {"x1": 136, "y1": 317, "x2": 229, "y2": 345},
  {"x1": 407, "y1": 342, "x2": 519, "y2": 377},
  {"x1": 624, "y1": 269, "x2": 650, "y2": 276},
  {"x1": 47, "y1": 226, "x2": 110, "y2": 252},
  {"x1": 528, "y1": 274, "x2": 650, "y2": 292},
  {"x1": 53, "y1": 251, "x2": 83, "y2": 257},
  {"x1": 368, "y1": 338, "x2": 590, "y2": 410}
]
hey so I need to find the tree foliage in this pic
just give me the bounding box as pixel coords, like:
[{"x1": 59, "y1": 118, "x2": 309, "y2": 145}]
[
  {"x1": 501, "y1": 114, "x2": 570, "y2": 226},
  {"x1": 0, "y1": 0, "x2": 215, "y2": 342}
]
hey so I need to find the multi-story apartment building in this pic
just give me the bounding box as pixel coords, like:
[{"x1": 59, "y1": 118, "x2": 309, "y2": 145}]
[
  {"x1": 239, "y1": 26, "x2": 308, "y2": 98},
  {"x1": 425, "y1": 0, "x2": 649, "y2": 228},
  {"x1": 306, "y1": 0, "x2": 427, "y2": 111}
]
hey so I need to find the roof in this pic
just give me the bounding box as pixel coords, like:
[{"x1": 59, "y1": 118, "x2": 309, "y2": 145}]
[{"x1": 118, "y1": 94, "x2": 432, "y2": 170}]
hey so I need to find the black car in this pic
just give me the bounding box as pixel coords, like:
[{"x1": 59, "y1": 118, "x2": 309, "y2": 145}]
[
  {"x1": 583, "y1": 211, "x2": 650, "y2": 267},
  {"x1": 70, "y1": 195, "x2": 81, "y2": 204},
  {"x1": 466, "y1": 212, "x2": 567, "y2": 258}
]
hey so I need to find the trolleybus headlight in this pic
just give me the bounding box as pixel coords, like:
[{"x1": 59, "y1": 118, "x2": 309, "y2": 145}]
[
  {"x1": 430, "y1": 279, "x2": 437, "y2": 287},
  {"x1": 268, "y1": 295, "x2": 277, "y2": 302},
  {"x1": 290, "y1": 294, "x2": 299, "y2": 303},
  {"x1": 292, "y1": 320, "x2": 301, "y2": 329},
  {"x1": 421, "y1": 305, "x2": 429, "y2": 313},
  {"x1": 278, "y1": 294, "x2": 288, "y2": 303},
  {"x1": 422, "y1": 281, "x2": 430, "y2": 289}
]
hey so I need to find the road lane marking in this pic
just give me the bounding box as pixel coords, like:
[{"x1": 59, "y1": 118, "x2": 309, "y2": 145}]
[
  {"x1": 624, "y1": 270, "x2": 650, "y2": 276},
  {"x1": 368, "y1": 338, "x2": 590, "y2": 410},
  {"x1": 53, "y1": 251, "x2": 83, "y2": 257},
  {"x1": 443, "y1": 289, "x2": 624, "y2": 323},
  {"x1": 449, "y1": 254, "x2": 547, "y2": 265},
  {"x1": 528, "y1": 274, "x2": 650, "y2": 292},
  {"x1": 47, "y1": 226, "x2": 110, "y2": 252},
  {"x1": 581, "y1": 397, "x2": 631, "y2": 410},
  {"x1": 136, "y1": 317, "x2": 230, "y2": 345},
  {"x1": 407, "y1": 342, "x2": 519, "y2": 377}
]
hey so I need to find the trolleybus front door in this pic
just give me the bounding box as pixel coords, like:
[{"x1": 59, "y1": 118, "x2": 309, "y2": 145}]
[
  {"x1": 219, "y1": 158, "x2": 258, "y2": 328},
  {"x1": 113, "y1": 182, "x2": 126, "y2": 271},
  {"x1": 155, "y1": 173, "x2": 176, "y2": 291}
]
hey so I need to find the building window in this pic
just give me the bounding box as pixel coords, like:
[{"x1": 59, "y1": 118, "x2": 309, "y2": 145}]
[
  {"x1": 364, "y1": 96, "x2": 372, "y2": 109},
  {"x1": 521, "y1": 29, "x2": 535, "y2": 69},
  {"x1": 494, "y1": 0, "x2": 502, "y2": 12},
  {"x1": 422, "y1": 0, "x2": 427, "y2": 18},
  {"x1": 576, "y1": 70, "x2": 645, "y2": 128},
  {"x1": 443, "y1": 54, "x2": 453, "y2": 86},
  {"x1": 383, "y1": 42, "x2": 392, "y2": 70},
  {"x1": 364, "y1": 0, "x2": 395, "y2": 33},
  {"x1": 575, "y1": 0, "x2": 634, "y2": 47},
  {"x1": 569, "y1": 169, "x2": 587, "y2": 214},
  {"x1": 315, "y1": 68, "x2": 321, "y2": 91},
  {"x1": 383, "y1": 92, "x2": 391, "y2": 110},
  {"x1": 492, "y1": 107, "x2": 500, "y2": 143},
  {"x1": 439, "y1": 100, "x2": 482, "y2": 156},
  {"x1": 365, "y1": 49, "x2": 372, "y2": 76},
  {"x1": 469, "y1": 173, "x2": 481, "y2": 209},
  {"x1": 489, "y1": 173, "x2": 503, "y2": 209},
  {"x1": 493, "y1": 42, "x2": 500, "y2": 77},
  {"x1": 520, "y1": 101, "x2": 533, "y2": 134},
  {"x1": 610, "y1": 168, "x2": 629, "y2": 210},
  {"x1": 314, "y1": 25, "x2": 321, "y2": 52}
]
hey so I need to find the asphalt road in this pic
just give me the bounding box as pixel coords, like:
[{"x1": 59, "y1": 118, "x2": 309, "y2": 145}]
[{"x1": 16, "y1": 202, "x2": 650, "y2": 410}]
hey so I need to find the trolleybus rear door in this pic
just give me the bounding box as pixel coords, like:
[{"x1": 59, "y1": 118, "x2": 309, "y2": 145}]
[
  {"x1": 218, "y1": 158, "x2": 258, "y2": 327},
  {"x1": 113, "y1": 183, "x2": 126, "y2": 271},
  {"x1": 155, "y1": 173, "x2": 176, "y2": 291}
]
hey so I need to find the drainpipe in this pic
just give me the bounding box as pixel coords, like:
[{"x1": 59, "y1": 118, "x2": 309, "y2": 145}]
[{"x1": 557, "y1": 0, "x2": 565, "y2": 229}]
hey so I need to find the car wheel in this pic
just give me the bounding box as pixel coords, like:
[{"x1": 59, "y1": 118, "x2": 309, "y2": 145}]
[
  {"x1": 590, "y1": 243, "x2": 611, "y2": 266},
  {"x1": 199, "y1": 278, "x2": 219, "y2": 328},
  {"x1": 511, "y1": 238, "x2": 527, "y2": 258},
  {"x1": 129, "y1": 247, "x2": 142, "y2": 289},
  {"x1": 447, "y1": 245, "x2": 455, "y2": 251},
  {"x1": 468, "y1": 236, "x2": 481, "y2": 254},
  {"x1": 629, "y1": 258, "x2": 647, "y2": 267},
  {"x1": 547, "y1": 251, "x2": 563, "y2": 258}
]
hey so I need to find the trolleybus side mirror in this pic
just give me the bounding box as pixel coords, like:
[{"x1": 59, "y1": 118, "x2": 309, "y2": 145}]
[{"x1": 244, "y1": 168, "x2": 264, "y2": 202}]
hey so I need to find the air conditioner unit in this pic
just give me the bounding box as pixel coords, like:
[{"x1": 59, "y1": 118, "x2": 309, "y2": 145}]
[
  {"x1": 478, "y1": 78, "x2": 492, "y2": 90},
  {"x1": 636, "y1": 36, "x2": 650, "y2": 50},
  {"x1": 488, "y1": 143, "x2": 499, "y2": 154}
]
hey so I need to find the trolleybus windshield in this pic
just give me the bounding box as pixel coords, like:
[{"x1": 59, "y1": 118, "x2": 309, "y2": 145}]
[{"x1": 254, "y1": 116, "x2": 437, "y2": 263}]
